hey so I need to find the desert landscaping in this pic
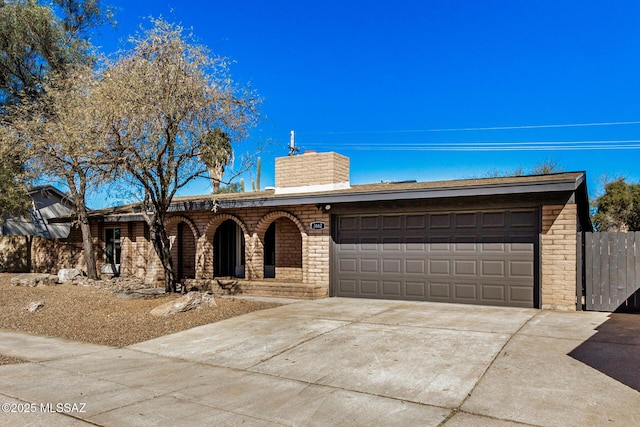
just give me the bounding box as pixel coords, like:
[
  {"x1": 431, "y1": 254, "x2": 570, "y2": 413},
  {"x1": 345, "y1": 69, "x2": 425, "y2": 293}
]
[{"x1": 0, "y1": 273, "x2": 281, "y2": 364}]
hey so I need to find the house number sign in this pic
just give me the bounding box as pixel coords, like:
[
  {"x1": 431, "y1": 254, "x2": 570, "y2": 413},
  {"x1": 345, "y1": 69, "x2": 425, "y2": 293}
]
[{"x1": 310, "y1": 221, "x2": 326, "y2": 230}]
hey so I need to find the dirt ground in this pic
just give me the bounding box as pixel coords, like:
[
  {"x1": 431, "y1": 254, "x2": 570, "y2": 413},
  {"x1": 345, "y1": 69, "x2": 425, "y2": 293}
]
[{"x1": 0, "y1": 273, "x2": 282, "y2": 363}]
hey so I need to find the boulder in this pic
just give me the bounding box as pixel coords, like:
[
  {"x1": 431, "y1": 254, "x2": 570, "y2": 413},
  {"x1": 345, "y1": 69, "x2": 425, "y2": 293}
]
[
  {"x1": 57, "y1": 268, "x2": 84, "y2": 284},
  {"x1": 26, "y1": 301, "x2": 44, "y2": 313},
  {"x1": 150, "y1": 291, "x2": 217, "y2": 316},
  {"x1": 10, "y1": 273, "x2": 58, "y2": 287},
  {"x1": 116, "y1": 288, "x2": 166, "y2": 300}
]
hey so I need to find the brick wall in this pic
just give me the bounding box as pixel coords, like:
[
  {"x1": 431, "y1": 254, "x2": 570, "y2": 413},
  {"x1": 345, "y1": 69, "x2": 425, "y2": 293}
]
[
  {"x1": 274, "y1": 217, "x2": 302, "y2": 280},
  {"x1": 275, "y1": 152, "x2": 350, "y2": 194},
  {"x1": 99, "y1": 204, "x2": 331, "y2": 295},
  {"x1": 541, "y1": 204, "x2": 578, "y2": 310}
]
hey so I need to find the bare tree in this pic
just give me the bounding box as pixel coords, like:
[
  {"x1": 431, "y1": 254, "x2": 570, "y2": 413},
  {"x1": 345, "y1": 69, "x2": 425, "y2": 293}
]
[
  {"x1": 4, "y1": 66, "x2": 105, "y2": 279},
  {"x1": 99, "y1": 19, "x2": 260, "y2": 292},
  {"x1": 530, "y1": 158, "x2": 563, "y2": 175}
]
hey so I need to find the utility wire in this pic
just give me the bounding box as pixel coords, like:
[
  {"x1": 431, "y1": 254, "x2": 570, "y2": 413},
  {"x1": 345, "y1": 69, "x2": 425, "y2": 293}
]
[
  {"x1": 301, "y1": 120, "x2": 640, "y2": 136},
  {"x1": 303, "y1": 139, "x2": 640, "y2": 151}
]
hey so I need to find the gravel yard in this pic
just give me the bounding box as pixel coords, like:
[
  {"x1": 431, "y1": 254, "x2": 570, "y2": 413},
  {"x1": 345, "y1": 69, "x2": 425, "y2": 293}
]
[{"x1": 0, "y1": 273, "x2": 282, "y2": 363}]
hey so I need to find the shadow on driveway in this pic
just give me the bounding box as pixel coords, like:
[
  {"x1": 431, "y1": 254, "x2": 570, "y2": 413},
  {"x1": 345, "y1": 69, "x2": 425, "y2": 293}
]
[{"x1": 568, "y1": 313, "x2": 640, "y2": 392}]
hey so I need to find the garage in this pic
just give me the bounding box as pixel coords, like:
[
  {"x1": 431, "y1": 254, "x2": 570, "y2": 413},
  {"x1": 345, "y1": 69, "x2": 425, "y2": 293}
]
[{"x1": 332, "y1": 209, "x2": 539, "y2": 308}]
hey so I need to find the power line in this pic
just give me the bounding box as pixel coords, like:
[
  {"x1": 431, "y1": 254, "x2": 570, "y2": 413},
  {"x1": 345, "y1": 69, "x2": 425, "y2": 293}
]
[
  {"x1": 303, "y1": 139, "x2": 640, "y2": 151},
  {"x1": 301, "y1": 120, "x2": 640, "y2": 136}
]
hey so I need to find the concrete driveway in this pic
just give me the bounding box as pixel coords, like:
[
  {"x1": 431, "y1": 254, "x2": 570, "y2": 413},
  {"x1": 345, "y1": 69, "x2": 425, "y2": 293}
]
[{"x1": 0, "y1": 297, "x2": 639, "y2": 426}]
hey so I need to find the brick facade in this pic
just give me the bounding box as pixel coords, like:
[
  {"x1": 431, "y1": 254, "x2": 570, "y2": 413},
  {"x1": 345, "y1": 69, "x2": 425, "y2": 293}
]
[
  {"x1": 275, "y1": 152, "x2": 350, "y2": 194},
  {"x1": 541, "y1": 204, "x2": 578, "y2": 310},
  {"x1": 94, "y1": 205, "x2": 331, "y2": 297}
]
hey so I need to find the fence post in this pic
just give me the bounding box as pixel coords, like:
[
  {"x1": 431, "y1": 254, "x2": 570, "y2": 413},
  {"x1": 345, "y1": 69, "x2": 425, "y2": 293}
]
[{"x1": 576, "y1": 232, "x2": 584, "y2": 311}]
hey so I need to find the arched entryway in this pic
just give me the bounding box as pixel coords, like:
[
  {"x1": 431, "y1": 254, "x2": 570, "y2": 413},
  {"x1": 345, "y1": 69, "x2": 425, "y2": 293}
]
[
  {"x1": 167, "y1": 216, "x2": 199, "y2": 283},
  {"x1": 257, "y1": 212, "x2": 304, "y2": 281},
  {"x1": 214, "y1": 219, "x2": 246, "y2": 278},
  {"x1": 176, "y1": 222, "x2": 196, "y2": 281}
]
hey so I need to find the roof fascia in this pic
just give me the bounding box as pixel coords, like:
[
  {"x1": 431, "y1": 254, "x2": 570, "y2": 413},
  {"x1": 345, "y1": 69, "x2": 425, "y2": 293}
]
[{"x1": 95, "y1": 174, "x2": 586, "y2": 222}]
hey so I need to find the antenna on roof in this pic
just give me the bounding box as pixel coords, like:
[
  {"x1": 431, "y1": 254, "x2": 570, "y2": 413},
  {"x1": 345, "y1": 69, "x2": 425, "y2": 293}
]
[{"x1": 288, "y1": 130, "x2": 300, "y2": 156}]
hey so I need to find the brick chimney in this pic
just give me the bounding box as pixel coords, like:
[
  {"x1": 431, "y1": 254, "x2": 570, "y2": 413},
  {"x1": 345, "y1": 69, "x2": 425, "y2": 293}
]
[{"x1": 275, "y1": 152, "x2": 350, "y2": 194}]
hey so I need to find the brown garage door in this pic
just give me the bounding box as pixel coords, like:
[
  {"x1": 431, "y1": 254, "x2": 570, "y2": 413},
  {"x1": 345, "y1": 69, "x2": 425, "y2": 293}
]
[{"x1": 332, "y1": 210, "x2": 538, "y2": 308}]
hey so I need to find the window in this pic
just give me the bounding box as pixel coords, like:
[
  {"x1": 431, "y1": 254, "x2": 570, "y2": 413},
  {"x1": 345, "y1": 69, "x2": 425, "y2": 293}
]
[{"x1": 105, "y1": 228, "x2": 121, "y2": 266}]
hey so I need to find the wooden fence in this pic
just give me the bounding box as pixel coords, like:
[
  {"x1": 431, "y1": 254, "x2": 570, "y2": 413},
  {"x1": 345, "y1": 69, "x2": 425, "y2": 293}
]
[{"x1": 580, "y1": 232, "x2": 640, "y2": 312}]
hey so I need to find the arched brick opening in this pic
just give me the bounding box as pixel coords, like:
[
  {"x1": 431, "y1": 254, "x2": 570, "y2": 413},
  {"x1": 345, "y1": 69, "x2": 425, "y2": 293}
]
[
  {"x1": 166, "y1": 216, "x2": 200, "y2": 282},
  {"x1": 200, "y1": 214, "x2": 251, "y2": 280},
  {"x1": 254, "y1": 211, "x2": 307, "y2": 282}
]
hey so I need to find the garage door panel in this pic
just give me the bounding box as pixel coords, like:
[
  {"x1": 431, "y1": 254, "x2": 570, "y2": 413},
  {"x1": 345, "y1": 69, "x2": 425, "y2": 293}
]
[
  {"x1": 361, "y1": 216, "x2": 379, "y2": 230},
  {"x1": 511, "y1": 242, "x2": 534, "y2": 252},
  {"x1": 405, "y1": 259, "x2": 426, "y2": 274},
  {"x1": 481, "y1": 243, "x2": 506, "y2": 252},
  {"x1": 337, "y1": 241, "x2": 357, "y2": 251},
  {"x1": 360, "y1": 280, "x2": 379, "y2": 295},
  {"x1": 482, "y1": 212, "x2": 506, "y2": 227},
  {"x1": 382, "y1": 281, "x2": 402, "y2": 296},
  {"x1": 338, "y1": 279, "x2": 357, "y2": 294},
  {"x1": 338, "y1": 258, "x2": 357, "y2": 273},
  {"x1": 510, "y1": 260, "x2": 534, "y2": 278},
  {"x1": 382, "y1": 216, "x2": 402, "y2": 230},
  {"x1": 453, "y1": 242, "x2": 476, "y2": 252},
  {"x1": 429, "y1": 259, "x2": 451, "y2": 275},
  {"x1": 406, "y1": 215, "x2": 426, "y2": 228},
  {"x1": 428, "y1": 242, "x2": 451, "y2": 251},
  {"x1": 510, "y1": 286, "x2": 534, "y2": 304},
  {"x1": 481, "y1": 260, "x2": 505, "y2": 277},
  {"x1": 339, "y1": 217, "x2": 358, "y2": 231},
  {"x1": 429, "y1": 282, "x2": 451, "y2": 298},
  {"x1": 382, "y1": 259, "x2": 402, "y2": 273},
  {"x1": 455, "y1": 283, "x2": 478, "y2": 300},
  {"x1": 481, "y1": 284, "x2": 506, "y2": 302},
  {"x1": 333, "y1": 210, "x2": 537, "y2": 307},
  {"x1": 512, "y1": 211, "x2": 536, "y2": 226},
  {"x1": 406, "y1": 242, "x2": 426, "y2": 251},
  {"x1": 455, "y1": 213, "x2": 477, "y2": 228},
  {"x1": 406, "y1": 281, "x2": 426, "y2": 297},
  {"x1": 360, "y1": 259, "x2": 379, "y2": 273},
  {"x1": 382, "y1": 242, "x2": 402, "y2": 251},
  {"x1": 454, "y1": 260, "x2": 477, "y2": 275},
  {"x1": 430, "y1": 214, "x2": 451, "y2": 229}
]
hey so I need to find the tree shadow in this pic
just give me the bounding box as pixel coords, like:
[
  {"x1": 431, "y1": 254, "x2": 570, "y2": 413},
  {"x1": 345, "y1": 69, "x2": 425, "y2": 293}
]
[{"x1": 568, "y1": 312, "x2": 640, "y2": 392}]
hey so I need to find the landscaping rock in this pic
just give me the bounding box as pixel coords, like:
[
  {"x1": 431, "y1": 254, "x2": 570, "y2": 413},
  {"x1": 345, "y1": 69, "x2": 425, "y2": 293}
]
[
  {"x1": 72, "y1": 276, "x2": 148, "y2": 292},
  {"x1": 57, "y1": 268, "x2": 84, "y2": 284},
  {"x1": 150, "y1": 291, "x2": 217, "y2": 316},
  {"x1": 26, "y1": 301, "x2": 44, "y2": 313},
  {"x1": 10, "y1": 273, "x2": 58, "y2": 287},
  {"x1": 115, "y1": 288, "x2": 167, "y2": 300}
]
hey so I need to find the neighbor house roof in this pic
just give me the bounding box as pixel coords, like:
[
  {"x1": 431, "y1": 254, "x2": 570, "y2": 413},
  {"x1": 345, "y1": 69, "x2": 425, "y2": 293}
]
[{"x1": 1, "y1": 185, "x2": 76, "y2": 238}]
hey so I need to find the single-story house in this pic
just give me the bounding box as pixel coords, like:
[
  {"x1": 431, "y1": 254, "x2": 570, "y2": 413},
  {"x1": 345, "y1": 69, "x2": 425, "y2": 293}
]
[{"x1": 54, "y1": 151, "x2": 589, "y2": 311}]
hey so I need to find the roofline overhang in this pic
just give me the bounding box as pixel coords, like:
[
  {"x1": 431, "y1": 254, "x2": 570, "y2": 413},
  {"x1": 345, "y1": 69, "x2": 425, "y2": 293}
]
[
  {"x1": 94, "y1": 173, "x2": 587, "y2": 222},
  {"x1": 263, "y1": 174, "x2": 586, "y2": 206}
]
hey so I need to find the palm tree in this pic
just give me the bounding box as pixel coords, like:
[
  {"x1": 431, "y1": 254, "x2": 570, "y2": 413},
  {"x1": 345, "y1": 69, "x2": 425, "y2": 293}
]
[{"x1": 201, "y1": 129, "x2": 233, "y2": 192}]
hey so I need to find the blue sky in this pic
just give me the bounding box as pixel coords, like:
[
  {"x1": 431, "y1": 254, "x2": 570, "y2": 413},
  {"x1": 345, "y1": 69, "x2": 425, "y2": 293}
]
[{"x1": 89, "y1": 0, "x2": 640, "y2": 207}]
